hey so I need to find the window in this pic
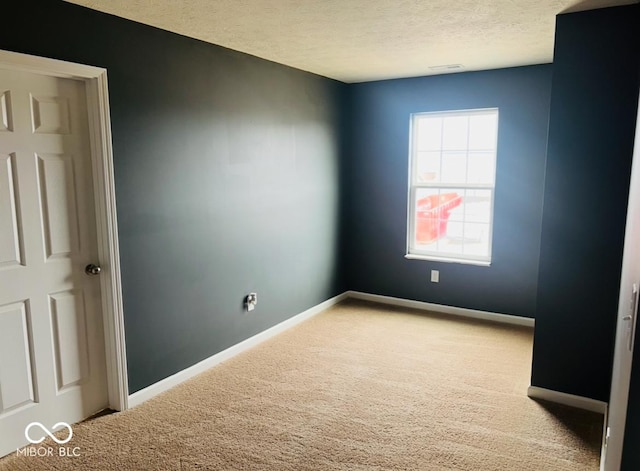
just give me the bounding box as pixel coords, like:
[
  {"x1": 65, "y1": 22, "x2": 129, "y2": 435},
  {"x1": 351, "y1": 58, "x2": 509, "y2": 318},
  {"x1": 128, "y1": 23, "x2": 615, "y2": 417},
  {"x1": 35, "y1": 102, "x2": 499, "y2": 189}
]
[{"x1": 407, "y1": 108, "x2": 498, "y2": 265}]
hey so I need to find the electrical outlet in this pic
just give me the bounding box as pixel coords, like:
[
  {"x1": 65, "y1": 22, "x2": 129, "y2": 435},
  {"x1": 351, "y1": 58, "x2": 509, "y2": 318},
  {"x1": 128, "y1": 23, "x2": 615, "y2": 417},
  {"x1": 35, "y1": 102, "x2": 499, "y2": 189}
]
[
  {"x1": 431, "y1": 270, "x2": 439, "y2": 283},
  {"x1": 245, "y1": 293, "x2": 257, "y2": 311}
]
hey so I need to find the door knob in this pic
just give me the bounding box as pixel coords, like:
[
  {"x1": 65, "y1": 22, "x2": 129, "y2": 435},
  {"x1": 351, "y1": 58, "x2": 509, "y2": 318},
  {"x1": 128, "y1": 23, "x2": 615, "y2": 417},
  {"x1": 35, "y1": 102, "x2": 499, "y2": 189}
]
[{"x1": 85, "y1": 264, "x2": 102, "y2": 276}]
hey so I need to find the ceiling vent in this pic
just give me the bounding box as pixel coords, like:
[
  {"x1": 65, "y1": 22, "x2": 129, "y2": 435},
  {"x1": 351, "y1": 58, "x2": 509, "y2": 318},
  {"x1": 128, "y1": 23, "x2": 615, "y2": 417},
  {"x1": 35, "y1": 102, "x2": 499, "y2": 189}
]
[{"x1": 428, "y1": 64, "x2": 465, "y2": 72}]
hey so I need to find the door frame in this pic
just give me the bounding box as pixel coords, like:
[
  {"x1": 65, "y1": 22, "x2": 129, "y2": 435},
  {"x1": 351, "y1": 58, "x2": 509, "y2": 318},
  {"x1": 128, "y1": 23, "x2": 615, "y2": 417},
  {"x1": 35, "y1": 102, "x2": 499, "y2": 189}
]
[{"x1": 0, "y1": 49, "x2": 129, "y2": 412}]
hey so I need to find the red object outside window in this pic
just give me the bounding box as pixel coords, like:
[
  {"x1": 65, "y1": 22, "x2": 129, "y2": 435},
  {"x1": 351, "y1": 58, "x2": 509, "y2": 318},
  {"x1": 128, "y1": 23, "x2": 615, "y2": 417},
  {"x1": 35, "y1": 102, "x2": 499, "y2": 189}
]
[{"x1": 416, "y1": 193, "x2": 462, "y2": 243}]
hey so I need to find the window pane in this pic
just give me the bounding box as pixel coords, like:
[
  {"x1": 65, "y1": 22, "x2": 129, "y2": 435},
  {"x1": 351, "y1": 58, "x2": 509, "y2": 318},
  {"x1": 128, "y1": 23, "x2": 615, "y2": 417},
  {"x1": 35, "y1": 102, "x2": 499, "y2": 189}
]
[
  {"x1": 468, "y1": 113, "x2": 498, "y2": 150},
  {"x1": 440, "y1": 151, "x2": 467, "y2": 183},
  {"x1": 416, "y1": 151, "x2": 441, "y2": 183},
  {"x1": 462, "y1": 223, "x2": 491, "y2": 256},
  {"x1": 467, "y1": 151, "x2": 495, "y2": 184},
  {"x1": 464, "y1": 189, "x2": 492, "y2": 223},
  {"x1": 414, "y1": 188, "x2": 438, "y2": 247},
  {"x1": 414, "y1": 189, "x2": 463, "y2": 247},
  {"x1": 442, "y1": 116, "x2": 468, "y2": 150},
  {"x1": 438, "y1": 220, "x2": 463, "y2": 254},
  {"x1": 446, "y1": 188, "x2": 465, "y2": 222},
  {"x1": 416, "y1": 117, "x2": 442, "y2": 151}
]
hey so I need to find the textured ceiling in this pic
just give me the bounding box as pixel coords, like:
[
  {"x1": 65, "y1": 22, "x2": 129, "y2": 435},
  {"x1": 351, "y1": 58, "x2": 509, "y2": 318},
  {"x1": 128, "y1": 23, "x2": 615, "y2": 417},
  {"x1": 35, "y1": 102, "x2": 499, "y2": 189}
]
[{"x1": 65, "y1": 0, "x2": 638, "y2": 83}]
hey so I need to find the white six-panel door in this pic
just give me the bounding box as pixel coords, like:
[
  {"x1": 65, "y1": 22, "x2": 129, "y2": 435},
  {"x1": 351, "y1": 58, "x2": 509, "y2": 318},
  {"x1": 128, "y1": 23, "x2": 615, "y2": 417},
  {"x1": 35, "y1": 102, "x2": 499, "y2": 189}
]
[{"x1": 0, "y1": 67, "x2": 108, "y2": 456}]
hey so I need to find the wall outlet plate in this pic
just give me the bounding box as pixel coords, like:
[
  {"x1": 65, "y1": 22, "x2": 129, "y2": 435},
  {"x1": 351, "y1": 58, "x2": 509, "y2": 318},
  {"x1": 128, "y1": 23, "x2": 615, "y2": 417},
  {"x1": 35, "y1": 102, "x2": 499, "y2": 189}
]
[{"x1": 245, "y1": 293, "x2": 257, "y2": 311}]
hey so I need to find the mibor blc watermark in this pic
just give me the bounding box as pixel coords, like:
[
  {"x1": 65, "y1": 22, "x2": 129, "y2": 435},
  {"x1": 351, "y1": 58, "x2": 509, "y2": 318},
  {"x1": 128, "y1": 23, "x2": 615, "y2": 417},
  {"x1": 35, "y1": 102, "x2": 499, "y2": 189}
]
[{"x1": 16, "y1": 422, "x2": 81, "y2": 458}]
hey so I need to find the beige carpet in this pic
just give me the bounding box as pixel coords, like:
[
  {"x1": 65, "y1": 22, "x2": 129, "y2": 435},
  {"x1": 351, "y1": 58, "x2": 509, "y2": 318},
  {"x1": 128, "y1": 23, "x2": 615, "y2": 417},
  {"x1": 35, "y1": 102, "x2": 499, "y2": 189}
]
[{"x1": 0, "y1": 300, "x2": 603, "y2": 470}]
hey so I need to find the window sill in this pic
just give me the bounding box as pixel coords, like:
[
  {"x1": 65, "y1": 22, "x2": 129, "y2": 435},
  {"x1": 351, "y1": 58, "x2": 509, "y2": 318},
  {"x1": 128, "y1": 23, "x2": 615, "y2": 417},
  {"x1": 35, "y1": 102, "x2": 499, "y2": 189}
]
[{"x1": 404, "y1": 254, "x2": 491, "y2": 267}]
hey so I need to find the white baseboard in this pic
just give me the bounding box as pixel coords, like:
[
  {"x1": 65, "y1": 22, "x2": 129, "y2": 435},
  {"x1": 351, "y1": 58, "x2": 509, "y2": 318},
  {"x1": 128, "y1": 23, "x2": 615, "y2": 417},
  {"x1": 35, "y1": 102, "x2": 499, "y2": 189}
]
[
  {"x1": 128, "y1": 292, "x2": 348, "y2": 408},
  {"x1": 129, "y1": 290, "x2": 534, "y2": 408},
  {"x1": 527, "y1": 386, "x2": 608, "y2": 414},
  {"x1": 346, "y1": 291, "x2": 535, "y2": 327}
]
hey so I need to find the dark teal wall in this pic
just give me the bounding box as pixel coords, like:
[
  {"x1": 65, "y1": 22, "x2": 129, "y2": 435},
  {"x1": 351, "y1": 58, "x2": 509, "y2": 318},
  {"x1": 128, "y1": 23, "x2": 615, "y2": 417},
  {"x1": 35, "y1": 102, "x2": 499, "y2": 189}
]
[
  {"x1": 0, "y1": 0, "x2": 347, "y2": 393},
  {"x1": 4, "y1": 3, "x2": 640, "y2": 461},
  {"x1": 532, "y1": 4, "x2": 640, "y2": 404},
  {"x1": 344, "y1": 65, "x2": 553, "y2": 318}
]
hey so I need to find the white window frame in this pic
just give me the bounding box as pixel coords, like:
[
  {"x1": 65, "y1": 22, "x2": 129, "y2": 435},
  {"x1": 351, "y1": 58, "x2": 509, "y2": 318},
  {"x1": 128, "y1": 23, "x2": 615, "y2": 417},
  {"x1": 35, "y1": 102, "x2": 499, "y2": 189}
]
[{"x1": 405, "y1": 108, "x2": 499, "y2": 266}]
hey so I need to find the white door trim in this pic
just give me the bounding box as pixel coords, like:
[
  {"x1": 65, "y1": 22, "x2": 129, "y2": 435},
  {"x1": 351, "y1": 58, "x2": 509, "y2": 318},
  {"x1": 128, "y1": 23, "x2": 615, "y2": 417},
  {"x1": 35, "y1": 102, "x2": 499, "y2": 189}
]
[{"x1": 0, "y1": 49, "x2": 129, "y2": 411}]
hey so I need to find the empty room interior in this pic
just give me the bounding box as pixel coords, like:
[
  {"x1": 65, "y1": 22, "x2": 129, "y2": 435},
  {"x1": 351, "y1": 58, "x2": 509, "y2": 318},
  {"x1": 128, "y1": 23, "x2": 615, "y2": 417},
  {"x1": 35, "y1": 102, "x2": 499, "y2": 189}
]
[{"x1": 1, "y1": 0, "x2": 640, "y2": 469}]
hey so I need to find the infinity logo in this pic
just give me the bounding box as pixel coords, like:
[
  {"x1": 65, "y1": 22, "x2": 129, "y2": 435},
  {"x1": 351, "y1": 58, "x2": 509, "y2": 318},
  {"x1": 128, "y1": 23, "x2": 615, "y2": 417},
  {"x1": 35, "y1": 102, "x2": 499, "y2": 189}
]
[{"x1": 25, "y1": 422, "x2": 73, "y2": 445}]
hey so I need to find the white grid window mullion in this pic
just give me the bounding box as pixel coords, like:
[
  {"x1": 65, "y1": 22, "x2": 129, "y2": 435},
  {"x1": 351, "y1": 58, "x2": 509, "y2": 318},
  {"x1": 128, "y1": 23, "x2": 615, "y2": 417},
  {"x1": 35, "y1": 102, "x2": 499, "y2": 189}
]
[{"x1": 439, "y1": 117, "x2": 444, "y2": 186}]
